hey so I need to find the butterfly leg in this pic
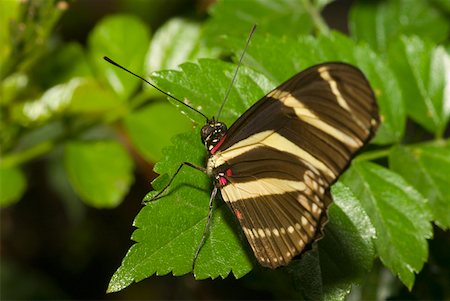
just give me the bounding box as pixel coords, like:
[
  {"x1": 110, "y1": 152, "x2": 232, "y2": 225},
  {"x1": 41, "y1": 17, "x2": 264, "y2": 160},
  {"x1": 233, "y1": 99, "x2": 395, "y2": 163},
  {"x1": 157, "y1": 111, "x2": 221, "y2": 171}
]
[
  {"x1": 192, "y1": 185, "x2": 218, "y2": 272},
  {"x1": 143, "y1": 161, "x2": 206, "y2": 204}
]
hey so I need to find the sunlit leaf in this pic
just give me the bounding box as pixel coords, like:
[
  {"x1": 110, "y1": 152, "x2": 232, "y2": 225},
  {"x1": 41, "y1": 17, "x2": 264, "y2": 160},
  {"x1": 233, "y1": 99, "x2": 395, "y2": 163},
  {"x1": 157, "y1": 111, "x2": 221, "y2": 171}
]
[
  {"x1": 390, "y1": 141, "x2": 450, "y2": 229},
  {"x1": 204, "y1": 0, "x2": 315, "y2": 43},
  {"x1": 10, "y1": 78, "x2": 85, "y2": 126},
  {"x1": 341, "y1": 161, "x2": 433, "y2": 289},
  {"x1": 224, "y1": 32, "x2": 405, "y2": 144},
  {"x1": 387, "y1": 36, "x2": 450, "y2": 136},
  {"x1": 145, "y1": 18, "x2": 219, "y2": 74},
  {"x1": 64, "y1": 140, "x2": 134, "y2": 208},
  {"x1": 291, "y1": 182, "x2": 376, "y2": 300},
  {"x1": 349, "y1": 0, "x2": 450, "y2": 52},
  {"x1": 88, "y1": 14, "x2": 150, "y2": 100}
]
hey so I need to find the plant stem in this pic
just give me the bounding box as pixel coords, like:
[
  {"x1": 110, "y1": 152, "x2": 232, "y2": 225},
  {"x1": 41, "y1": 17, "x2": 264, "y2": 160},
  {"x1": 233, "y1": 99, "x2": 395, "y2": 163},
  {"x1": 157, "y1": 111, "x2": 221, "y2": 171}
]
[
  {"x1": 301, "y1": 0, "x2": 330, "y2": 35},
  {"x1": 1, "y1": 140, "x2": 56, "y2": 168},
  {"x1": 354, "y1": 148, "x2": 391, "y2": 162}
]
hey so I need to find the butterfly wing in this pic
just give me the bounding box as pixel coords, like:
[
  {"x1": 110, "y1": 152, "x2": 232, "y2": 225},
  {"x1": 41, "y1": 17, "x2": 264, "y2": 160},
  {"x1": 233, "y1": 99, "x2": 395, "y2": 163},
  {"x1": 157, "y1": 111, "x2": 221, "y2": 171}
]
[{"x1": 210, "y1": 63, "x2": 379, "y2": 268}]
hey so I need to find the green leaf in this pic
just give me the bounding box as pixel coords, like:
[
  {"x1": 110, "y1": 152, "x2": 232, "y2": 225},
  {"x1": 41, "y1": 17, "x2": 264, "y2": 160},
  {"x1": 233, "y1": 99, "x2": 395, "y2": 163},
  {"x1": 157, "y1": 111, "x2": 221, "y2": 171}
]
[
  {"x1": 0, "y1": 0, "x2": 20, "y2": 73},
  {"x1": 0, "y1": 73, "x2": 29, "y2": 105},
  {"x1": 109, "y1": 60, "x2": 275, "y2": 291},
  {"x1": 224, "y1": 32, "x2": 405, "y2": 144},
  {"x1": 10, "y1": 78, "x2": 122, "y2": 126},
  {"x1": 387, "y1": 36, "x2": 450, "y2": 136},
  {"x1": 31, "y1": 42, "x2": 93, "y2": 89},
  {"x1": 10, "y1": 78, "x2": 85, "y2": 126},
  {"x1": 145, "y1": 18, "x2": 219, "y2": 73},
  {"x1": 88, "y1": 14, "x2": 150, "y2": 100},
  {"x1": 107, "y1": 131, "x2": 254, "y2": 293},
  {"x1": 67, "y1": 80, "x2": 123, "y2": 114},
  {"x1": 64, "y1": 140, "x2": 134, "y2": 208},
  {"x1": 341, "y1": 161, "x2": 433, "y2": 289},
  {"x1": 204, "y1": 0, "x2": 315, "y2": 42},
  {"x1": 349, "y1": 0, "x2": 450, "y2": 52},
  {"x1": 432, "y1": 0, "x2": 450, "y2": 12},
  {"x1": 288, "y1": 182, "x2": 377, "y2": 301},
  {"x1": 123, "y1": 101, "x2": 192, "y2": 162},
  {"x1": 319, "y1": 182, "x2": 376, "y2": 299},
  {"x1": 151, "y1": 59, "x2": 275, "y2": 125},
  {"x1": 389, "y1": 141, "x2": 450, "y2": 229},
  {"x1": 0, "y1": 166, "x2": 26, "y2": 207}
]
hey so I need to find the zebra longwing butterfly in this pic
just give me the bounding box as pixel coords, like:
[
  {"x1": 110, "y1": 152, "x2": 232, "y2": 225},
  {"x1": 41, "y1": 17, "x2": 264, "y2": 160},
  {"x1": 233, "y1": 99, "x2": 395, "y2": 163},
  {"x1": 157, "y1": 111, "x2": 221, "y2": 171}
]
[{"x1": 104, "y1": 28, "x2": 379, "y2": 270}]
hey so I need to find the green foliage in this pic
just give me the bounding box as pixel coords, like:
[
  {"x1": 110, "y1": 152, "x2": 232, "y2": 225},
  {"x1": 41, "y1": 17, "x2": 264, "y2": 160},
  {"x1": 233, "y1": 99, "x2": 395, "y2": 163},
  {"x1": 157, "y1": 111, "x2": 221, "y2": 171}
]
[
  {"x1": 123, "y1": 102, "x2": 192, "y2": 162},
  {"x1": 0, "y1": 166, "x2": 26, "y2": 207},
  {"x1": 107, "y1": 132, "x2": 253, "y2": 293},
  {"x1": 349, "y1": 0, "x2": 450, "y2": 52},
  {"x1": 1, "y1": 0, "x2": 449, "y2": 299},
  {"x1": 387, "y1": 36, "x2": 450, "y2": 137},
  {"x1": 341, "y1": 162, "x2": 432, "y2": 289},
  {"x1": 390, "y1": 142, "x2": 450, "y2": 229},
  {"x1": 88, "y1": 14, "x2": 150, "y2": 100},
  {"x1": 64, "y1": 140, "x2": 134, "y2": 208}
]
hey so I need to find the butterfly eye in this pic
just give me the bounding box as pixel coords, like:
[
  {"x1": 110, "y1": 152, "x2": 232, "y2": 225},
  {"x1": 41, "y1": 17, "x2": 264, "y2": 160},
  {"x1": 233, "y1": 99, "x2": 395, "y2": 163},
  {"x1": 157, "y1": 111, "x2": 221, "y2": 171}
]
[
  {"x1": 200, "y1": 124, "x2": 213, "y2": 144},
  {"x1": 215, "y1": 122, "x2": 227, "y2": 133}
]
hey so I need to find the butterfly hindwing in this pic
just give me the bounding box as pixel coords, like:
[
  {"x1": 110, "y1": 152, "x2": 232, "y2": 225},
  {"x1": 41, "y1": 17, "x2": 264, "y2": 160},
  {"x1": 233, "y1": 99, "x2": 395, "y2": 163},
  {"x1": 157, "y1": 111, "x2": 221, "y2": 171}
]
[{"x1": 208, "y1": 63, "x2": 379, "y2": 268}]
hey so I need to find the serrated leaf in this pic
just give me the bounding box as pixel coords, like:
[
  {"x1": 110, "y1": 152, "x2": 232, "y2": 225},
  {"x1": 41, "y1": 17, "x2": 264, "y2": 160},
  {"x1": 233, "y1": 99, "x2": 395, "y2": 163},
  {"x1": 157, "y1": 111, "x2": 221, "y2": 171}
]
[
  {"x1": 0, "y1": 166, "x2": 26, "y2": 207},
  {"x1": 123, "y1": 101, "x2": 192, "y2": 162},
  {"x1": 151, "y1": 59, "x2": 275, "y2": 125},
  {"x1": 387, "y1": 36, "x2": 450, "y2": 136},
  {"x1": 320, "y1": 182, "x2": 376, "y2": 299},
  {"x1": 107, "y1": 131, "x2": 254, "y2": 292},
  {"x1": 341, "y1": 161, "x2": 433, "y2": 289},
  {"x1": 204, "y1": 0, "x2": 315, "y2": 42},
  {"x1": 145, "y1": 18, "x2": 219, "y2": 74},
  {"x1": 109, "y1": 60, "x2": 277, "y2": 291},
  {"x1": 257, "y1": 182, "x2": 376, "y2": 301},
  {"x1": 64, "y1": 140, "x2": 134, "y2": 208},
  {"x1": 290, "y1": 182, "x2": 376, "y2": 300},
  {"x1": 110, "y1": 53, "x2": 385, "y2": 292},
  {"x1": 349, "y1": 0, "x2": 450, "y2": 52},
  {"x1": 88, "y1": 15, "x2": 150, "y2": 100},
  {"x1": 389, "y1": 141, "x2": 450, "y2": 229},
  {"x1": 224, "y1": 32, "x2": 405, "y2": 144}
]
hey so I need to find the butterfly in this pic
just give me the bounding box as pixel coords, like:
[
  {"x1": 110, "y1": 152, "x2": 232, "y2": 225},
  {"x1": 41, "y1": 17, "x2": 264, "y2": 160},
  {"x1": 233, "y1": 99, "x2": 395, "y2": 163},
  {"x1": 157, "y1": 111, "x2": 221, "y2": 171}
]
[{"x1": 104, "y1": 27, "x2": 379, "y2": 269}]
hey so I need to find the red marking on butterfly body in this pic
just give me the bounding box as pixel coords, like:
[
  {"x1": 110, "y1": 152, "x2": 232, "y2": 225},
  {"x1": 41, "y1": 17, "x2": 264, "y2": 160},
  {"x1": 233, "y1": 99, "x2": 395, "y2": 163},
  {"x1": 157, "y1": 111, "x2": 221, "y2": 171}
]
[
  {"x1": 211, "y1": 135, "x2": 226, "y2": 154},
  {"x1": 219, "y1": 176, "x2": 227, "y2": 186}
]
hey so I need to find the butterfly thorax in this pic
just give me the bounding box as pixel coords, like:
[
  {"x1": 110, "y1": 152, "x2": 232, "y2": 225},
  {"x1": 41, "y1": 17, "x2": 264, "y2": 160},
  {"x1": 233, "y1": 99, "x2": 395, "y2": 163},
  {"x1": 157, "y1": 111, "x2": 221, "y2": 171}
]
[{"x1": 201, "y1": 119, "x2": 227, "y2": 153}]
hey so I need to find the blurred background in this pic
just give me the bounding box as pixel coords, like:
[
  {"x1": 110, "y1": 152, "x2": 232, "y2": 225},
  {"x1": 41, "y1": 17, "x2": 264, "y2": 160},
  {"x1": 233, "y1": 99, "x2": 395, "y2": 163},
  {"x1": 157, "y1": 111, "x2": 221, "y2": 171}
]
[{"x1": 1, "y1": 0, "x2": 449, "y2": 299}]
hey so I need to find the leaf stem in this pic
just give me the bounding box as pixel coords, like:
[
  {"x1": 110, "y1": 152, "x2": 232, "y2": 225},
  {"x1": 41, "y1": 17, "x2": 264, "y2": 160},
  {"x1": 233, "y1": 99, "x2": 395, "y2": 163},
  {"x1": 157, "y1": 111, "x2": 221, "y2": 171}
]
[
  {"x1": 1, "y1": 108, "x2": 124, "y2": 169},
  {"x1": 1, "y1": 140, "x2": 56, "y2": 168},
  {"x1": 354, "y1": 148, "x2": 391, "y2": 162},
  {"x1": 301, "y1": 0, "x2": 329, "y2": 35}
]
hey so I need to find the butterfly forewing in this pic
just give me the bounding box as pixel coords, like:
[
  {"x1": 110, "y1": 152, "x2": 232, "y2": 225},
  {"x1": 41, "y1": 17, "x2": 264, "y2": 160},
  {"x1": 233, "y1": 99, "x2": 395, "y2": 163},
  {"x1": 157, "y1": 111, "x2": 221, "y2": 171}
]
[{"x1": 208, "y1": 63, "x2": 379, "y2": 268}]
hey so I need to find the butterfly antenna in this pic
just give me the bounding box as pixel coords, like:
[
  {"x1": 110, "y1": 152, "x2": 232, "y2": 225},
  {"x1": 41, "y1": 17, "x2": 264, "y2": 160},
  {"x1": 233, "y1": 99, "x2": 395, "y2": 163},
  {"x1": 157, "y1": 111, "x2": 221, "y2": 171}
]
[
  {"x1": 103, "y1": 56, "x2": 209, "y2": 121},
  {"x1": 216, "y1": 24, "x2": 257, "y2": 120}
]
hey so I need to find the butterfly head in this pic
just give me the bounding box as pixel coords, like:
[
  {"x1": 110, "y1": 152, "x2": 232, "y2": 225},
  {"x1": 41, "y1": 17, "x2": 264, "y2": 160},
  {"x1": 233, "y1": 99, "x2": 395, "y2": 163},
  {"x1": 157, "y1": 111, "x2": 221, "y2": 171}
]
[{"x1": 201, "y1": 119, "x2": 227, "y2": 152}]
